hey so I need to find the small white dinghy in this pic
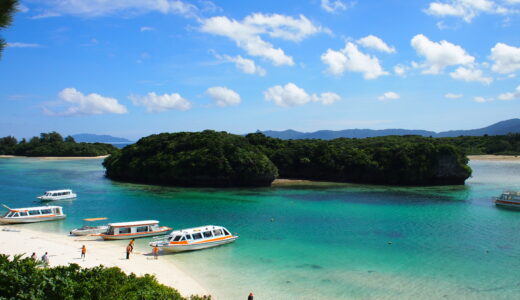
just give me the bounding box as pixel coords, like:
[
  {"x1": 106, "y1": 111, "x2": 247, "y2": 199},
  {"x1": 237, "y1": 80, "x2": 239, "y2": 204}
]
[
  {"x1": 37, "y1": 189, "x2": 77, "y2": 201},
  {"x1": 70, "y1": 217, "x2": 109, "y2": 236}
]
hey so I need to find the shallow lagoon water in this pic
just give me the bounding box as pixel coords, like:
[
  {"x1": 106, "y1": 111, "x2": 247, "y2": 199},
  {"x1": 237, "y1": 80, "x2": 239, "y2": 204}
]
[{"x1": 1, "y1": 158, "x2": 520, "y2": 299}]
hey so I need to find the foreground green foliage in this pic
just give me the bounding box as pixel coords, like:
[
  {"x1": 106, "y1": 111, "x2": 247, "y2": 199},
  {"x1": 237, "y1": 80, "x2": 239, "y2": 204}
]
[
  {"x1": 0, "y1": 0, "x2": 18, "y2": 58},
  {"x1": 439, "y1": 134, "x2": 520, "y2": 155},
  {"x1": 103, "y1": 131, "x2": 278, "y2": 187},
  {"x1": 0, "y1": 254, "x2": 208, "y2": 300},
  {"x1": 0, "y1": 132, "x2": 119, "y2": 156},
  {"x1": 104, "y1": 131, "x2": 472, "y2": 186}
]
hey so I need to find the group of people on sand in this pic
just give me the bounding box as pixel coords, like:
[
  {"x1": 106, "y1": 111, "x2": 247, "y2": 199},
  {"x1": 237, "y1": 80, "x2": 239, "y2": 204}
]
[
  {"x1": 124, "y1": 239, "x2": 159, "y2": 260},
  {"x1": 30, "y1": 252, "x2": 49, "y2": 265}
]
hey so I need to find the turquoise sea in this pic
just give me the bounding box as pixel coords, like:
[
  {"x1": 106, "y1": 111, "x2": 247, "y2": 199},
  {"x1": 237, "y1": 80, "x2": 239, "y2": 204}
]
[{"x1": 1, "y1": 157, "x2": 520, "y2": 299}]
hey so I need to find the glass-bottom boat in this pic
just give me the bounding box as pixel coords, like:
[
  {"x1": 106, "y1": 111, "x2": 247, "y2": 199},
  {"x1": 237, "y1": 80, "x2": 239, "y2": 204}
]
[
  {"x1": 149, "y1": 225, "x2": 238, "y2": 252},
  {"x1": 0, "y1": 204, "x2": 66, "y2": 224},
  {"x1": 99, "y1": 220, "x2": 171, "y2": 240},
  {"x1": 494, "y1": 191, "x2": 520, "y2": 209}
]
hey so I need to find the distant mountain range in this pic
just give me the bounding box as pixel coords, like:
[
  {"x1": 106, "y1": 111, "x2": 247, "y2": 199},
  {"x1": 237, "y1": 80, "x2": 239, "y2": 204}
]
[
  {"x1": 72, "y1": 133, "x2": 132, "y2": 143},
  {"x1": 260, "y1": 118, "x2": 520, "y2": 140}
]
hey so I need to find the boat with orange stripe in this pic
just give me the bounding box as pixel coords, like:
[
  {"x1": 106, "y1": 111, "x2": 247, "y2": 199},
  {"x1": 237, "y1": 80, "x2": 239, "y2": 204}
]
[
  {"x1": 100, "y1": 220, "x2": 172, "y2": 240},
  {"x1": 0, "y1": 204, "x2": 66, "y2": 224},
  {"x1": 494, "y1": 191, "x2": 520, "y2": 209},
  {"x1": 149, "y1": 225, "x2": 238, "y2": 252}
]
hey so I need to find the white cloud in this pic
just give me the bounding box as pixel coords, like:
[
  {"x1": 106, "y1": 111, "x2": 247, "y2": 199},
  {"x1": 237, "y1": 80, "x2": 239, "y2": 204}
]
[
  {"x1": 321, "y1": 0, "x2": 352, "y2": 13},
  {"x1": 321, "y1": 42, "x2": 388, "y2": 79},
  {"x1": 34, "y1": 0, "x2": 199, "y2": 18},
  {"x1": 130, "y1": 92, "x2": 191, "y2": 112},
  {"x1": 474, "y1": 96, "x2": 493, "y2": 103},
  {"x1": 449, "y1": 67, "x2": 493, "y2": 84},
  {"x1": 6, "y1": 42, "x2": 41, "y2": 48},
  {"x1": 394, "y1": 64, "x2": 408, "y2": 76},
  {"x1": 498, "y1": 85, "x2": 520, "y2": 100},
  {"x1": 216, "y1": 54, "x2": 266, "y2": 76},
  {"x1": 424, "y1": 0, "x2": 512, "y2": 22},
  {"x1": 140, "y1": 26, "x2": 154, "y2": 32},
  {"x1": 357, "y1": 35, "x2": 396, "y2": 53},
  {"x1": 490, "y1": 43, "x2": 520, "y2": 74},
  {"x1": 200, "y1": 13, "x2": 326, "y2": 66},
  {"x1": 46, "y1": 88, "x2": 128, "y2": 116},
  {"x1": 205, "y1": 87, "x2": 241, "y2": 107},
  {"x1": 445, "y1": 93, "x2": 464, "y2": 98},
  {"x1": 17, "y1": 4, "x2": 29, "y2": 13},
  {"x1": 377, "y1": 92, "x2": 400, "y2": 101},
  {"x1": 264, "y1": 83, "x2": 340, "y2": 107},
  {"x1": 411, "y1": 34, "x2": 474, "y2": 74}
]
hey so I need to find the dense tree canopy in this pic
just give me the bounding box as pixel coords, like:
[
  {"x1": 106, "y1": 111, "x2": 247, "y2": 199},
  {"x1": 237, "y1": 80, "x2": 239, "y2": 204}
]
[
  {"x1": 0, "y1": 254, "x2": 208, "y2": 300},
  {"x1": 103, "y1": 130, "x2": 278, "y2": 187},
  {"x1": 0, "y1": 0, "x2": 18, "y2": 58},
  {"x1": 0, "y1": 132, "x2": 118, "y2": 156}
]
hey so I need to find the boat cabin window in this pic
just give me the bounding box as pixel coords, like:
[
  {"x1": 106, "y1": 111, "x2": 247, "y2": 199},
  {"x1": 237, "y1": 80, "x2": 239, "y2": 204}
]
[
  {"x1": 136, "y1": 226, "x2": 149, "y2": 233},
  {"x1": 29, "y1": 210, "x2": 41, "y2": 215},
  {"x1": 5, "y1": 212, "x2": 12, "y2": 217},
  {"x1": 185, "y1": 234, "x2": 192, "y2": 240},
  {"x1": 19, "y1": 211, "x2": 28, "y2": 217},
  {"x1": 119, "y1": 227, "x2": 131, "y2": 234},
  {"x1": 192, "y1": 233, "x2": 203, "y2": 240},
  {"x1": 223, "y1": 229, "x2": 230, "y2": 236},
  {"x1": 213, "y1": 229, "x2": 223, "y2": 236},
  {"x1": 173, "y1": 235, "x2": 182, "y2": 242},
  {"x1": 12, "y1": 212, "x2": 20, "y2": 217},
  {"x1": 203, "y1": 231, "x2": 213, "y2": 238},
  {"x1": 41, "y1": 209, "x2": 52, "y2": 214},
  {"x1": 180, "y1": 236, "x2": 186, "y2": 241},
  {"x1": 53, "y1": 208, "x2": 61, "y2": 214}
]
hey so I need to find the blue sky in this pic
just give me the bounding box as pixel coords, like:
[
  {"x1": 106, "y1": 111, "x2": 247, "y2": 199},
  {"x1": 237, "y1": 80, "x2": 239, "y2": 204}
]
[{"x1": 1, "y1": 0, "x2": 519, "y2": 140}]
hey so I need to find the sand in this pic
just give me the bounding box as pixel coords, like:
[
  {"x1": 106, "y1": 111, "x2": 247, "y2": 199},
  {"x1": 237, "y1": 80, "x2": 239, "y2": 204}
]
[
  {"x1": 0, "y1": 226, "x2": 208, "y2": 298},
  {"x1": 0, "y1": 155, "x2": 109, "y2": 160},
  {"x1": 468, "y1": 155, "x2": 520, "y2": 161}
]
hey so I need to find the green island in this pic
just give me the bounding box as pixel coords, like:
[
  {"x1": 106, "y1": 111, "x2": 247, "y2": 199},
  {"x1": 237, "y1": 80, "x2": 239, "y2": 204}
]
[
  {"x1": 0, "y1": 254, "x2": 208, "y2": 300},
  {"x1": 103, "y1": 130, "x2": 476, "y2": 187},
  {"x1": 0, "y1": 132, "x2": 118, "y2": 157}
]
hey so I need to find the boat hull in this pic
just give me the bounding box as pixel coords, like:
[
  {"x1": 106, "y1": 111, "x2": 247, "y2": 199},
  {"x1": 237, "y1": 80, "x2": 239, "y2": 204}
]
[
  {"x1": 495, "y1": 199, "x2": 520, "y2": 209},
  {"x1": 37, "y1": 195, "x2": 76, "y2": 201},
  {"x1": 100, "y1": 228, "x2": 171, "y2": 240},
  {"x1": 70, "y1": 226, "x2": 109, "y2": 236},
  {"x1": 0, "y1": 215, "x2": 66, "y2": 224},
  {"x1": 157, "y1": 236, "x2": 238, "y2": 253}
]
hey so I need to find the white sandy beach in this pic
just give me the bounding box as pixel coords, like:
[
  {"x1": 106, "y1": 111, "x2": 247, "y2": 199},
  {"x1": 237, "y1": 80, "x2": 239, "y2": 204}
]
[
  {"x1": 0, "y1": 226, "x2": 207, "y2": 298},
  {"x1": 468, "y1": 155, "x2": 520, "y2": 161}
]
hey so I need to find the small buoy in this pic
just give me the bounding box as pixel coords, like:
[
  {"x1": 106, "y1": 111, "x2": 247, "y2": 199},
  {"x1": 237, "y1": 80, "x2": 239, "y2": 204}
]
[
  {"x1": 270, "y1": 218, "x2": 275, "y2": 222},
  {"x1": 387, "y1": 241, "x2": 393, "y2": 245}
]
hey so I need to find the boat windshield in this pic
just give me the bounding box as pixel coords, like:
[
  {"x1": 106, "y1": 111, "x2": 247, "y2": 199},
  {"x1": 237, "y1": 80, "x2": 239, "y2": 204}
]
[{"x1": 172, "y1": 235, "x2": 182, "y2": 242}]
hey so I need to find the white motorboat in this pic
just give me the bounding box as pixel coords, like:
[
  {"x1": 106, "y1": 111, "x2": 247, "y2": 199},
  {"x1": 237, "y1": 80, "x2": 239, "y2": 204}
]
[
  {"x1": 37, "y1": 189, "x2": 77, "y2": 201},
  {"x1": 70, "y1": 217, "x2": 109, "y2": 236},
  {"x1": 99, "y1": 220, "x2": 172, "y2": 240},
  {"x1": 494, "y1": 191, "x2": 520, "y2": 209},
  {"x1": 0, "y1": 204, "x2": 66, "y2": 224},
  {"x1": 149, "y1": 225, "x2": 238, "y2": 253}
]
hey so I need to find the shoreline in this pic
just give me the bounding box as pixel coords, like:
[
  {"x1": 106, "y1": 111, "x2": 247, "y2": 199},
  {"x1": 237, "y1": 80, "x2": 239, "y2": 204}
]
[
  {"x1": 0, "y1": 226, "x2": 208, "y2": 298},
  {"x1": 467, "y1": 155, "x2": 520, "y2": 161},
  {"x1": 0, "y1": 155, "x2": 109, "y2": 160}
]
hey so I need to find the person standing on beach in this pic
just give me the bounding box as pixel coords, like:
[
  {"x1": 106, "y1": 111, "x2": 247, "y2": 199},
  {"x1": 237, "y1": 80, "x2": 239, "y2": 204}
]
[
  {"x1": 41, "y1": 252, "x2": 49, "y2": 266},
  {"x1": 248, "y1": 292, "x2": 254, "y2": 300},
  {"x1": 126, "y1": 244, "x2": 132, "y2": 259},
  {"x1": 30, "y1": 252, "x2": 37, "y2": 260},
  {"x1": 153, "y1": 245, "x2": 159, "y2": 260},
  {"x1": 81, "y1": 245, "x2": 86, "y2": 260},
  {"x1": 129, "y1": 239, "x2": 135, "y2": 253}
]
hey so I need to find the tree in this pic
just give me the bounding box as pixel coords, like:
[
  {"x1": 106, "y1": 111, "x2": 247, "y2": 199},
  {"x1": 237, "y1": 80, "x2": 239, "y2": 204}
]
[{"x1": 0, "y1": 0, "x2": 18, "y2": 58}]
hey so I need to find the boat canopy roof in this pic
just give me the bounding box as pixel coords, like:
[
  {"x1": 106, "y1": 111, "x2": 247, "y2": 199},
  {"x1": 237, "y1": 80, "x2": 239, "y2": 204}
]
[
  {"x1": 44, "y1": 189, "x2": 72, "y2": 193},
  {"x1": 4, "y1": 205, "x2": 63, "y2": 212},
  {"x1": 169, "y1": 225, "x2": 224, "y2": 235},
  {"x1": 83, "y1": 217, "x2": 108, "y2": 222},
  {"x1": 108, "y1": 220, "x2": 159, "y2": 227}
]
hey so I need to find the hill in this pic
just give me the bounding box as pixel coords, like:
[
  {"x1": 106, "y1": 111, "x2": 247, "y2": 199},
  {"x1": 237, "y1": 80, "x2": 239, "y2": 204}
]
[
  {"x1": 72, "y1": 133, "x2": 132, "y2": 143},
  {"x1": 260, "y1": 118, "x2": 520, "y2": 140}
]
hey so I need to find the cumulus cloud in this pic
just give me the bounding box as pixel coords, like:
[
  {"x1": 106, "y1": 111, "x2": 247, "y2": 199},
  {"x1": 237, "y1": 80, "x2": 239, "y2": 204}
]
[
  {"x1": 449, "y1": 67, "x2": 493, "y2": 84},
  {"x1": 321, "y1": 0, "x2": 353, "y2": 13},
  {"x1": 357, "y1": 35, "x2": 396, "y2": 53},
  {"x1": 473, "y1": 96, "x2": 493, "y2": 103},
  {"x1": 6, "y1": 42, "x2": 41, "y2": 48},
  {"x1": 445, "y1": 93, "x2": 464, "y2": 98},
  {"x1": 264, "y1": 83, "x2": 340, "y2": 107},
  {"x1": 33, "y1": 0, "x2": 199, "y2": 18},
  {"x1": 377, "y1": 92, "x2": 400, "y2": 101},
  {"x1": 216, "y1": 54, "x2": 266, "y2": 76},
  {"x1": 45, "y1": 88, "x2": 127, "y2": 116},
  {"x1": 411, "y1": 34, "x2": 474, "y2": 74},
  {"x1": 394, "y1": 64, "x2": 408, "y2": 76},
  {"x1": 205, "y1": 87, "x2": 241, "y2": 107},
  {"x1": 424, "y1": 0, "x2": 512, "y2": 22},
  {"x1": 129, "y1": 92, "x2": 191, "y2": 112},
  {"x1": 200, "y1": 13, "x2": 326, "y2": 66},
  {"x1": 497, "y1": 85, "x2": 520, "y2": 100},
  {"x1": 490, "y1": 43, "x2": 520, "y2": 74},
  {"x1": 321, "y1": 42, "x2": 388, "y2": 79}
]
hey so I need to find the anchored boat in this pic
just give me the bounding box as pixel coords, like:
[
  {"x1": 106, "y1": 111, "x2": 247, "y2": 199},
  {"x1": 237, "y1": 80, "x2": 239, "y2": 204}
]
[
  {"x1": 494, "y1": 191, "x2": 520, "y2": 209},
  {"x1": 149, "y1": 225, "x2": 238, "y2": 252},
  {"x1": 0, "y1": 204, "x2": 66, "y2": 224},
  {"x1": 99, "y1": 220, "x2": 171, "y2": 240},
  {"x1": 37, "y1": 189, "x2": 77, "y2": 201},
  {"x1": 70, "y1": 217, "x2": 109, "y2": 236}
]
